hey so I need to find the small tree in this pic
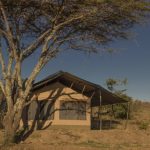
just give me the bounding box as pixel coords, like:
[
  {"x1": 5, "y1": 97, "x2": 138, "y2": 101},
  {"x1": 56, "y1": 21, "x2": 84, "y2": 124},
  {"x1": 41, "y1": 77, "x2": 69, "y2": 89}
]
[
  {"x1": 106, "y1": 78, "x2": 132, "y2": 119},
  {"x1": 0, "y1": 0, "x2": 149, "y2": 144}
]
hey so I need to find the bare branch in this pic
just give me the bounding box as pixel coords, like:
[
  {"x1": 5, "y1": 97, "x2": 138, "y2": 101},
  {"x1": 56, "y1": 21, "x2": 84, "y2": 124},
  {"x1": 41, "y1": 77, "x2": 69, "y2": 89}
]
[
  {"x1": 16, "y1": 60, "x2": 22, "y2": 90},
  {"x1": 55, "y1": 14, "x2": 84, "y2": 30},
  {"x1": 22, "y1": 14, "x2": 84, "y2": 60},
  {"x1": 20, "y1": 15, "x2": 85, "y2": 99},
  {"x1": 11, "y1": 64, "x2": 17, "y2": 85},
  {"x1": 7, "y1": 53, "x2": 13, "y2": 77},
  {"x1": 0, "y1": 28, "x2": 7, "y2": 37},
  {"x1": 0, "y1": 0, "x2": 17, "y2": 58},
  {"x1": 0, "y1": 1, "x2": 10, "y2": 33},
  {"x1": 24, "y1": 94, "x2": 37, "y2": 107},
  {"x1": 0, "y1": 46, "x2": 6, "y2": 79},
  {"x1": 23, "y1": 37, "x2": 64, "y2": 99},
  {"x1": 22, "y1": 28, "x2": 52, "y2": 60},
  {"x1": 0, "y1": 80, "x2": 5, "y2": 95}
]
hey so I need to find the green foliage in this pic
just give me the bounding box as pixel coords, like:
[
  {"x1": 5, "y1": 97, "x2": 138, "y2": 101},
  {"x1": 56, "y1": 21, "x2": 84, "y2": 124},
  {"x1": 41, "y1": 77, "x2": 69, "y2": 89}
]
[
  {"x1": 138, "y1": 121, "x2": 149, "y2": 130},
  {"x1": 112, "y1": 103, "x2": 128, "y2": 119},
  {"x1": 106, "y1": 78, "x2": 132, "y2": 119},
  {"x1": 113, "y1": 92, "x2": 132, "y2": 119},
  {"x1": 114, "y1": 93, "x2": 132, "y2": 119},
  {"x1": 106, "y1": 78, "x2": 128, "y2": 92},
  {"x1": 106, "y1": 78, "x2": 118, "y2": 91}
]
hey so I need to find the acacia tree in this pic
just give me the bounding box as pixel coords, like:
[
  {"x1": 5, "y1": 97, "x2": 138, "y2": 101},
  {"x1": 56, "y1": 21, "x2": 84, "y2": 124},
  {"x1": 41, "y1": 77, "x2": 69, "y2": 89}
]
[
  {"x1": 106, "y1": 78, "x2": 128, "y2": 93},
  {"x1": 0, "y1": 0, "x2": 149, "y2": 144},
  {"x1": 106, "y1": 78, "x2": 132, "y2": 119}
]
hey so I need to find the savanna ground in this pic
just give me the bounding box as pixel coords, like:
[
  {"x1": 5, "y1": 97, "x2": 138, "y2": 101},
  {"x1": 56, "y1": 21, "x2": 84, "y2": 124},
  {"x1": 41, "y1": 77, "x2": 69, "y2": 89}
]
[{"x1": 0, "y1": 101, "x2": 150, "y2": 150}]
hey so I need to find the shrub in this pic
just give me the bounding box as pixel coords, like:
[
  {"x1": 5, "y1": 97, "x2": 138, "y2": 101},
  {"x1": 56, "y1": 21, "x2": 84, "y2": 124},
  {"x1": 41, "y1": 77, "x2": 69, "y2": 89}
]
[
  {"x1": 112, "y1": 103, "x2": 129, "y2": 119},
  {"x1": 138, "y1": 121, "x2": 149, "y2": 130}
]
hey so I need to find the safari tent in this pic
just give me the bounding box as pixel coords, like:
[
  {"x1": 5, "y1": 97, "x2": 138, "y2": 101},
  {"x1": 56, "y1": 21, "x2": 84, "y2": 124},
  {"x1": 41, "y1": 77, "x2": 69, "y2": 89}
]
[{"x1": 23, "y1": 71, "x2": 128, "y2": 129}]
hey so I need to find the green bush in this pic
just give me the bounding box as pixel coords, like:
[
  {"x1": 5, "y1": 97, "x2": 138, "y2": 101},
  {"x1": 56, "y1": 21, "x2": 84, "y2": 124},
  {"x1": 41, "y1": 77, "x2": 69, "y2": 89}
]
[
  {"x1": 138, "y1": 121, "x2": 149, "y2": 130},
  {"x1": 112, "y1": 103, "x2": 129, "y2": 119}
]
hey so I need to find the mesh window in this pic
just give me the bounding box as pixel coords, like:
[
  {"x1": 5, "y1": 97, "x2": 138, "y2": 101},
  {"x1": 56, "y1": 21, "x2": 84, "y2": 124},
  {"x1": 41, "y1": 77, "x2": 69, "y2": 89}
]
[{"x1": 59, "y1": 101, "x2": 86, "y2": 120}]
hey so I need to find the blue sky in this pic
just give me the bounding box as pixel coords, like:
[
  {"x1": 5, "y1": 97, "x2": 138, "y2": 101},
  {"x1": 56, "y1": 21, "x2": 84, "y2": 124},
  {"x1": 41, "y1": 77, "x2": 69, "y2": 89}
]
[{"x1": 23, "y1": 24, "x2": 150, "y2": 102}]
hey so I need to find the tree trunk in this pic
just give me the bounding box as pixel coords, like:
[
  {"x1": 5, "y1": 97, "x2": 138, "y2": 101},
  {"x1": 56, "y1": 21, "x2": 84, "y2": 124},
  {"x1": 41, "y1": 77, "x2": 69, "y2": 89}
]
[
  {"x1": 3, "y1": 102, "x2": 24, "y2": 144},
  {"x1": 3, "y1": 112, "x2": 16, "y2": 144},
  {"x1": 4, "y1": 125, "x2": 16, "y2": 144}
]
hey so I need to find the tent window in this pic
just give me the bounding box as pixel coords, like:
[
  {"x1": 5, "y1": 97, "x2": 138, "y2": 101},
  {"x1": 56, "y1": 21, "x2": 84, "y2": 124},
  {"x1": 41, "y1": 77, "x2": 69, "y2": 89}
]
[{"x1": 59, "y1": 101, "x2": 86, "y2": 120}]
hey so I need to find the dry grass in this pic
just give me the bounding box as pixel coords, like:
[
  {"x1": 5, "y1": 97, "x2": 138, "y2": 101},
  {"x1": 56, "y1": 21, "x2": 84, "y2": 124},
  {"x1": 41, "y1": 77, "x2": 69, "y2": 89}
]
[{"x1": 0, "y1": 101, "x2": 150, "y2": 150}]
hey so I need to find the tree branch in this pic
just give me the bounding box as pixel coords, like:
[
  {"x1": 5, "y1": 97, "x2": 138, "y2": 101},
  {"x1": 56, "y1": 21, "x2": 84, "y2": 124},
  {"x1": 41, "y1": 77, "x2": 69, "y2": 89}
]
[
  {"x1": 22, "y1": 14, "x2": 84, "y2": 60},
  {"x1": 0, "y1": 0, "x2": 17, "y2": 58},
  {"x1": 0, "y1": 46, "x2": 6, "y2": 79},
  {"x1": 21, "y1": 28, "x2": 52, "y2": 60},
  {"x1": 7, "y1": 53, "x2": 13, "y2": 77},
  {"x1": 0, "y1": 80, "x2": 5, "y2": 95}
]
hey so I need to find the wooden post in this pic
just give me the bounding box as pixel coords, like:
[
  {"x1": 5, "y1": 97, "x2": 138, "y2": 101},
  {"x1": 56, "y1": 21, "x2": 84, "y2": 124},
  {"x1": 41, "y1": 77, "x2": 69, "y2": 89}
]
[
  {"x1": 110, "y1": 104, "x2": 113, "y2": 129},
  {"x1": 89, "y1": 91, "x2": 95, "y2": 130},
  {"x1": 70, "y1": 82, "x2": 74, "y2": 88},
  {"x1": 82, "y1": 85, "x2": 86, "y2": 94},
  {"x1": 99, "y1": 90, "x2": 102, "y2": 131},
  {"x1": 125, "y1": 102, "x2": 130, "y2": 129}
]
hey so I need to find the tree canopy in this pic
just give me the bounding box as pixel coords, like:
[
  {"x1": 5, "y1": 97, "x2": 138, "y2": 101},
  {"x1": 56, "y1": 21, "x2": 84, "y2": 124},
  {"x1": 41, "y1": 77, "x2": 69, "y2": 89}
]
[{"x1": 0, "y1": 0, "x2": 150, "y2": 55}]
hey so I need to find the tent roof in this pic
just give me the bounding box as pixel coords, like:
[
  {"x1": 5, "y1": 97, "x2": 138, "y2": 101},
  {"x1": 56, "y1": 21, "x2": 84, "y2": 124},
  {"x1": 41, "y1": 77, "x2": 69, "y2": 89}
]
[{"x1": 33, "y1": 71, "x2": 128, "y2": 106}]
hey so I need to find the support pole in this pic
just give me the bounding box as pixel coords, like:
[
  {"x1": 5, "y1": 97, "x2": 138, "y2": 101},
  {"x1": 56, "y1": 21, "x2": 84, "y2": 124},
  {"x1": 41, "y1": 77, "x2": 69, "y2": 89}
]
[
  {"x1": 90, "y1": 91, "x2": 95, "y2": 100},
  {"x1": 125, "y1": 102, "x2": 130, "y2": 129},
  {"x1": 99, "y1": 90, "x2": 102, "y2": 131},
  {"x1": 82, "y1": 85, "x2": 86, "y2": 94},
  {"x1": 70, "y1": 82, "x2": 74, "y2": 88},
  {"x1": 110, "y1": 104, "x2": 113, "y2": 129},
  {"x1": 89, "y1": 91, "x2": 95, "y2": 130}
]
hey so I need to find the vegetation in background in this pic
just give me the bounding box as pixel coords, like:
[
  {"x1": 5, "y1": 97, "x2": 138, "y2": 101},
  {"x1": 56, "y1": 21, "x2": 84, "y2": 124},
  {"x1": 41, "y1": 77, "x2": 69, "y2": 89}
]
[
  {"x1": 106, "y1": 78, "x2": 132, "y2": 119},
  {"x1": 138, "y1": 121, "x2": 149, "y2": 130}
]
